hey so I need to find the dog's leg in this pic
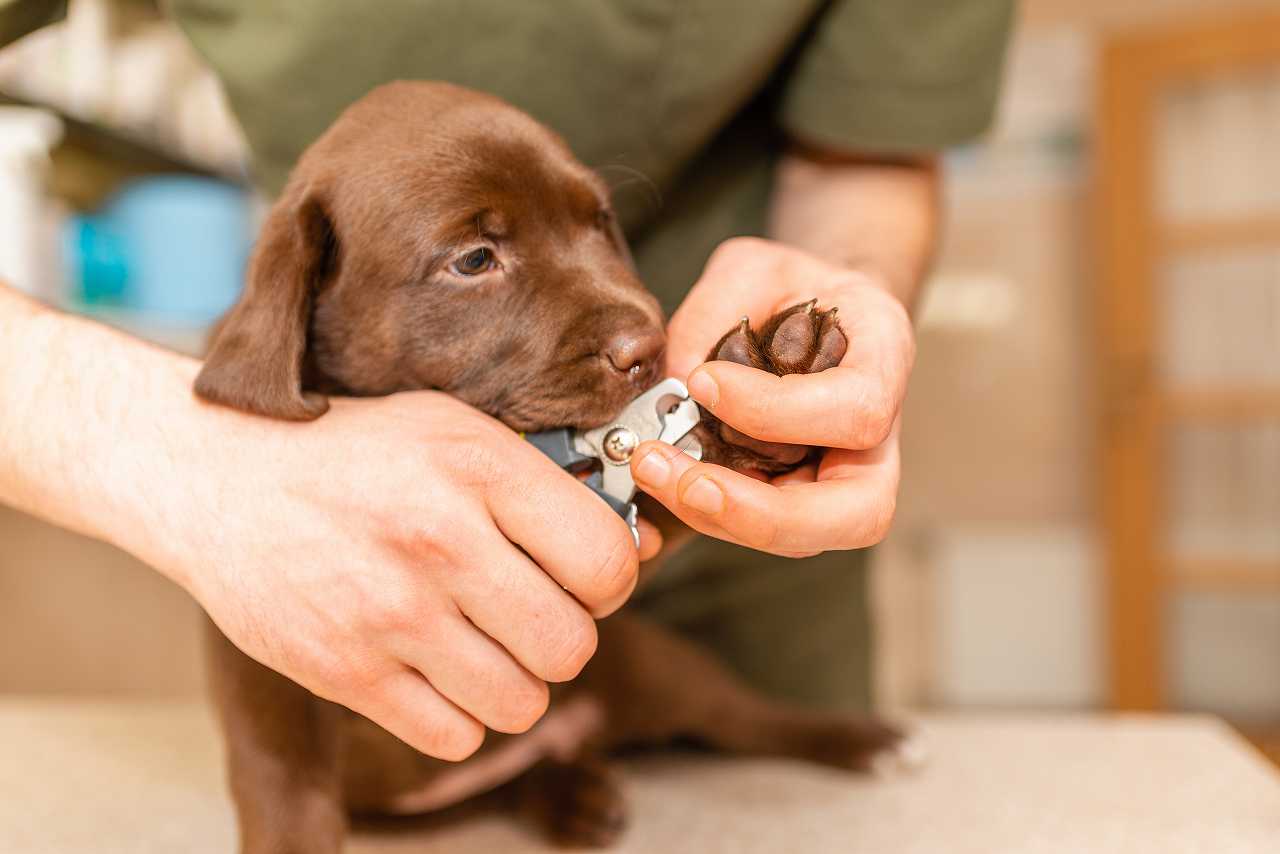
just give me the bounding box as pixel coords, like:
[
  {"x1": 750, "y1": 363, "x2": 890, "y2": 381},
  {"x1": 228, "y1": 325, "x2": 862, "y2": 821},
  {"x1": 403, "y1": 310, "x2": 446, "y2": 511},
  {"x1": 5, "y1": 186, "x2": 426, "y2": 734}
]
[
  {"x1": 506, "y1": 753, "x2": 628, "y2": 848},
  {"x1": 206, "y1": 619, "x2": 347, "y2": 854},
  {"x1": 694, "y1": 694, "x2": 911, "y2": 773},
  {"x1": 585, "y1": 614, "x2": 909, "y2": 775}
]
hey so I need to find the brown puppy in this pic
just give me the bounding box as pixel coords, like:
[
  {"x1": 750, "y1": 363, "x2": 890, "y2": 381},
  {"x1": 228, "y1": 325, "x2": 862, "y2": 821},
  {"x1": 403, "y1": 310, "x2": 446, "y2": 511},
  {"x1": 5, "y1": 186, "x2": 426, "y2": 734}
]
[{"x1": 196, "y1": 81, "x2": 905, "y2": 852}]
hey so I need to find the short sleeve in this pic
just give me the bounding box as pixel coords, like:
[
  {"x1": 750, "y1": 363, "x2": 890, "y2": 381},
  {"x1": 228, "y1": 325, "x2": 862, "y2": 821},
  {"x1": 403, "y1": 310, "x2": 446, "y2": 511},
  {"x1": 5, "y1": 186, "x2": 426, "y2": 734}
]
[
  {"x1": 0, "y1": 0, "x2": 66, "y2": 48},
  {"x1": 779, "y1": 0, "x2": 1015, "y2": 153}
]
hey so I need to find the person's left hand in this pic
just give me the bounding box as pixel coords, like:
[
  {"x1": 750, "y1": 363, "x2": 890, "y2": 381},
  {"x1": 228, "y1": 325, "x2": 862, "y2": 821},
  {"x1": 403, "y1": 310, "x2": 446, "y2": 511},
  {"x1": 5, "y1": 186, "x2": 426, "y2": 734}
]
[{"x1": 631, "y1": 237, "x2": 914, "y2": 557}]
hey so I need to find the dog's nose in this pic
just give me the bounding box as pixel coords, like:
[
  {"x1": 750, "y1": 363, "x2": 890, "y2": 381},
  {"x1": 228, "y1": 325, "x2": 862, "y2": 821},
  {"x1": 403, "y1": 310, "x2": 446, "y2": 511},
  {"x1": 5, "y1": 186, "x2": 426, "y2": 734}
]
[{"x1": 603, "y1": 328, "x2": 665, "y2": 381}]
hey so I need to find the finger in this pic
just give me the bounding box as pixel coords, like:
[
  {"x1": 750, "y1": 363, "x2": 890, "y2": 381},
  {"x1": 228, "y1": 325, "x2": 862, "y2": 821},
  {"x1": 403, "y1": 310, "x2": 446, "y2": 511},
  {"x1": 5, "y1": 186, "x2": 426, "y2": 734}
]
[
  {"x1": 487, "y1": 442, "x2": 639, "y2": 616},
  {"x1": 398, "y1": 610, "x2": 549, "y2": 734},
  {"x1": 631, "y1": 442, "x2": 751, "y2": 549},
  {"x1": 636, "y1": 516, "x2": 663, "y2": 562},
  {"x1": 665, "y1": 238, "x2": 827, "y2": 379},
  {"x1": 632, "y1": 440, "x2": 898, "y2": 554},
  {"x1": 667, "y1": 295, "x2": 776, "y2": 381},
  {"x1": 452, "y1": 530, "x2": 599, "y2": 683},
  {"x1": 688, "y1": 360, "x2": 904, "y2": 450},
  {"x1": 354, "y1": 669, "x2": 484, "y2": 761},
  {"x1": 772, "y1": 462, "x2": 818, "y2": 487}
]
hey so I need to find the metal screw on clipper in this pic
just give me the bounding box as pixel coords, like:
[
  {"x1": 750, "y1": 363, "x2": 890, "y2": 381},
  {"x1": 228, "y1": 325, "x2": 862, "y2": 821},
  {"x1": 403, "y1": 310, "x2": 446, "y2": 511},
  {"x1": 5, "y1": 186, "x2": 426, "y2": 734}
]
[{"x1": 602, "y1": 427, "x2": 639, "y2": 463}]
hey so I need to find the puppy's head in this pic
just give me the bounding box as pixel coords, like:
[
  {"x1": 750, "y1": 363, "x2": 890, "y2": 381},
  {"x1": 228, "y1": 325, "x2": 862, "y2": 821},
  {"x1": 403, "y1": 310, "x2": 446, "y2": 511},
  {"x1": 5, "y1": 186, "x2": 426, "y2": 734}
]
[{"x1": 196, "y1": 81, "x2": 665, "y2": 431}]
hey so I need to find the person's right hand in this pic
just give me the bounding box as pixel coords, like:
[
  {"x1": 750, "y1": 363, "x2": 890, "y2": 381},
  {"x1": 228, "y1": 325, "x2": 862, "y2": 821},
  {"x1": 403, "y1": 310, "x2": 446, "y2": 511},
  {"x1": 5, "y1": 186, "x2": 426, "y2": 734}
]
[{"x1": 137, "y1": 389, "x2": 642, "y2": 761}]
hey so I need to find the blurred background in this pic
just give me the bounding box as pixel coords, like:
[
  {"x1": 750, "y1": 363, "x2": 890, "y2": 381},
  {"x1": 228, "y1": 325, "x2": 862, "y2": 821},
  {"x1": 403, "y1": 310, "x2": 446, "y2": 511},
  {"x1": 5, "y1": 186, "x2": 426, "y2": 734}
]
[{"x1": 0, "y1": 0, "x2": 1277, "y2": 766}]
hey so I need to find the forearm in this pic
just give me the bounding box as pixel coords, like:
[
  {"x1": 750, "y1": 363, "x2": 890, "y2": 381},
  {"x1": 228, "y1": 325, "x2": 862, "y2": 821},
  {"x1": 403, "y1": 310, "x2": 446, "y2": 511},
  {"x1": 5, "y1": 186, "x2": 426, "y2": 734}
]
[
  {"x1": 0, "y1": 283, "x2": 203, "y2": 584},
  {"x1": 768, "y1": 145, "x2": 940, "y2": 315}
]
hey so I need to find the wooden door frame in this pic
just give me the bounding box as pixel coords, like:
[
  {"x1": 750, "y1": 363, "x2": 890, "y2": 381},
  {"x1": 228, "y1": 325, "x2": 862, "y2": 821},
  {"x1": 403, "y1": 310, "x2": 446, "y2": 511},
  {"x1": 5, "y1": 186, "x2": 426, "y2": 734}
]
[{"x1": 1096, "y1": 10, "x2": 1280, "y2": 710}]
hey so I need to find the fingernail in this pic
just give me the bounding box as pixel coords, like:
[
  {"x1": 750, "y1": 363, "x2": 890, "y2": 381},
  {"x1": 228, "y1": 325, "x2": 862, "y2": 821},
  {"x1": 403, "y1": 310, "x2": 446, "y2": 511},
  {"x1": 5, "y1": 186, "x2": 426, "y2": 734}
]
[
  {"x1": 682, "y1": 476, "x2": 724, "y2": 515},
  {"x1": 634, "y1": 449, "x2": 671, "y2": 487},
  {"x1": 688, "y1": 370, "x2": 719, "y2": 409}
]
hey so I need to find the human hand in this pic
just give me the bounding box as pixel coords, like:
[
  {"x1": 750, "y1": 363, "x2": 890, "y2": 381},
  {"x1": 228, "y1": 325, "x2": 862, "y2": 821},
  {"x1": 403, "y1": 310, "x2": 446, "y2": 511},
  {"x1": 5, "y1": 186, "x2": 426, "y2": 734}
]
[
  {"x1": 140, "y1": 389, "x2": 643, "y2": 760},
  {"x1": 631, "y1": 238, "x2": 914, "y2": 556}
]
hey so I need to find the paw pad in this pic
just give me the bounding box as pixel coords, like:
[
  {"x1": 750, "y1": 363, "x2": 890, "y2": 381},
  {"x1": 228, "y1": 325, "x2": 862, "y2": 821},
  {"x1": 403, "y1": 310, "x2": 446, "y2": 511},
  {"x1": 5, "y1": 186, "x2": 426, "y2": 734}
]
[
  {"x1": 711, "y1": 300, "x2": 846, "y2": 375},
  {"x1": 697, "y1": 300, "x2": 847, "y2": 475}
]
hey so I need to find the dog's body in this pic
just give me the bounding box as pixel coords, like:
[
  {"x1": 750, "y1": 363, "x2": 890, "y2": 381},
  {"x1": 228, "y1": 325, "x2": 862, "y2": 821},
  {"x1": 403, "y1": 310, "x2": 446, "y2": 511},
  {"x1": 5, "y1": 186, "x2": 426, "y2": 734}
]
[{"x1": 196, "y1": 82, "x2": 904, "y2": 852}]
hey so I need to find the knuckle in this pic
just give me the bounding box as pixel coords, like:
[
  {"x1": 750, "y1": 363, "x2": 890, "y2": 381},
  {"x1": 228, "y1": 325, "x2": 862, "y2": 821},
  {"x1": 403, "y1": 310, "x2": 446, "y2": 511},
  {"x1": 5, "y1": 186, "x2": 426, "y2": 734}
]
[
  {"x1": 845, "y1": 398, "x2": 895, "y2": 449},
  {"x1": 381, "y1": 506, "x2": 454, "y2": 566},
  {"x1": 707, "y1": 236, "x2": 770, "y2": 272},
  {"x1": 373, "y1": 590, "x2": 430, "y2": 638},
  {"x1": 423, "y1": 416, "x2": 504, "y2": 485},
  {"x1": 451, "y1": 436, "x2": 502, "y2": 488},
  {"x1": 743, "y1": 514, "x2": 781, "y2": 554},
  {"x1": 858, "y1": 495, "x2": 897, "y2": 548},
  {"x1": 310, "y1": 652, "x2": 363, "y2": 696},
  {"x1": 542, "y1": 617, "x2": 599, "y2": 682},
  {"x1": 865, "y1": 412, "x2": 896, "y2": 448},
  {"x1": 429, "y1": 717, "x2": 486, "y2": 762},
  {"x1": 875, "y1": 492, "x2": 899, "y2": 541},
  {"x1": 589, "y1": 530, "x2": 639, "y2": 604},
  {"x1": 370, "y1": 603, "x2": 410, "y2": 638},
  {"x1": 494, "y1": 680, "x2": 551, "y2": 734}
]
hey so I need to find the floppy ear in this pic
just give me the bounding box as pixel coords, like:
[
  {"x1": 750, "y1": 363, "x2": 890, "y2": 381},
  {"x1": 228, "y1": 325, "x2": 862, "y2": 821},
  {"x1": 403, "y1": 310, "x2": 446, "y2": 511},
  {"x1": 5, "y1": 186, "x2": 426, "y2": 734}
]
[{"x1": 195, "y1": 185, "x2": 333, "y2": 421}]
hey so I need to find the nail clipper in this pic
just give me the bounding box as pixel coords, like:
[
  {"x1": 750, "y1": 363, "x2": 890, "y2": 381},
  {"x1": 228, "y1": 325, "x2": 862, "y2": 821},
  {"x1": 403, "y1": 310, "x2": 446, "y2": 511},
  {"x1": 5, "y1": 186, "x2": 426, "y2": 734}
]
[{"x1": 525, "y1": 378, "x2": 702, "y2": 545}]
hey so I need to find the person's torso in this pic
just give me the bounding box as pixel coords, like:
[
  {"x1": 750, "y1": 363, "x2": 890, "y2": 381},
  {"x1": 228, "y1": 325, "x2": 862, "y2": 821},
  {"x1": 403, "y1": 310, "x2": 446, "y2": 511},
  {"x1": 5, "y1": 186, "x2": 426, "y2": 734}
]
[{"x1": 173, "y1": 0, "x2": 825, "y2": 304}]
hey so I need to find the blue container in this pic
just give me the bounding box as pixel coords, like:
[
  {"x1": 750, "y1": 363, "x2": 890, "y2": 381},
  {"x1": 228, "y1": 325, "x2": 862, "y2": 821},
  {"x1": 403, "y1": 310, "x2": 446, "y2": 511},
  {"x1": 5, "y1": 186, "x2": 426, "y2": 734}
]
[{"x1": 64, "y1": 175, "x2": 252, "y2": 324}]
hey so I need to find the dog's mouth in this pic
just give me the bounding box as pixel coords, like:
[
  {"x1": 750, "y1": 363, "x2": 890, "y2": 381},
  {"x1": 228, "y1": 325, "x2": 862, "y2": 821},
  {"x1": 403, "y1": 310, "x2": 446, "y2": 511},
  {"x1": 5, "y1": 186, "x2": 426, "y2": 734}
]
[
  {"x1": 453, "y1": 326, "x2": 667, "y2": 435},
  {"x1": 486, "y1": 372, "x2": 658, "y2": 435},
  {"x1": 497, "y1": 403, "x2": 628, "y2": 435},
  {"x1": 484, "y1": 389, "x2": 627, "y2": 435}
]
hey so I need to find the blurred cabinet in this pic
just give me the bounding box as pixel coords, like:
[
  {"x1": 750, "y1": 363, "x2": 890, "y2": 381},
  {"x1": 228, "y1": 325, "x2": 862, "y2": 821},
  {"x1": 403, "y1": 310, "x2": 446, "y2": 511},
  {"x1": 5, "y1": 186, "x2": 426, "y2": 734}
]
[{"x1": 1097, "y1": 10, "x2": 1280, "y2": 751}]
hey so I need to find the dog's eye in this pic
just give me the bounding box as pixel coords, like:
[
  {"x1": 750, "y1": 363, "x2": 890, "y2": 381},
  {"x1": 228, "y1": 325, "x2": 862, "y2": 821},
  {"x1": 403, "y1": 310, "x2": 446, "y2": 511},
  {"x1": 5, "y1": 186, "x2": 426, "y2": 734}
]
[{"x1": 451, "y1": 247, "x2": 495, "y2": 276}]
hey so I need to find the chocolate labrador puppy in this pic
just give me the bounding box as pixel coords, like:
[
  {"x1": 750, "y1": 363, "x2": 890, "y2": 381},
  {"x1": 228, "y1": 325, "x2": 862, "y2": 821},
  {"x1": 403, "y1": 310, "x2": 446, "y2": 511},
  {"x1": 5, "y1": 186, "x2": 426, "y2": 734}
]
[{"x1": 195, "y1": 81, "x2": 908, "y2": 852}]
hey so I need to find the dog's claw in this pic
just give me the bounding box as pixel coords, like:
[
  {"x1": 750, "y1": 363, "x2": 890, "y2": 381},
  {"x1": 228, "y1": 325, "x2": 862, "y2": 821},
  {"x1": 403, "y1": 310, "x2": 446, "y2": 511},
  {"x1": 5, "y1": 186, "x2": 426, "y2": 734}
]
[{"x1": 710, "y1": 316, "x2": 765, "y2": 369}]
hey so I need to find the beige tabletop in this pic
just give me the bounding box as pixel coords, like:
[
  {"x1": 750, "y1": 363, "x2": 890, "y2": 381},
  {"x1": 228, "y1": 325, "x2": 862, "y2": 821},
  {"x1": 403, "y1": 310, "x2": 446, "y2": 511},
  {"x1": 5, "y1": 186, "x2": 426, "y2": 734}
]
[{"x1": 1, "y1": 699, "x2": 1278, "y2": 853}]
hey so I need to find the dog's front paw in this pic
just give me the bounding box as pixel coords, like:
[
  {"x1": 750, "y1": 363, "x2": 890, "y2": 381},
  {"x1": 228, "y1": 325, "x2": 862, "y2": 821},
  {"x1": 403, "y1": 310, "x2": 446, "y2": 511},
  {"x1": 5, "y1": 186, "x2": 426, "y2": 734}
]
[{"x1": 695, "y1": 300, "x2": 846, "y2": 475}]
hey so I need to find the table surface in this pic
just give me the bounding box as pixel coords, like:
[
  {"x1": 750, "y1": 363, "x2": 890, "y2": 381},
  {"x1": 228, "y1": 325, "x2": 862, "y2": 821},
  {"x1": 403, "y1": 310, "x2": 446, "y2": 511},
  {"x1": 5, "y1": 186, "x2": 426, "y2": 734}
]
[{"x1": 1, "y1": 699, "x2": 1278, "y2": 853}]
